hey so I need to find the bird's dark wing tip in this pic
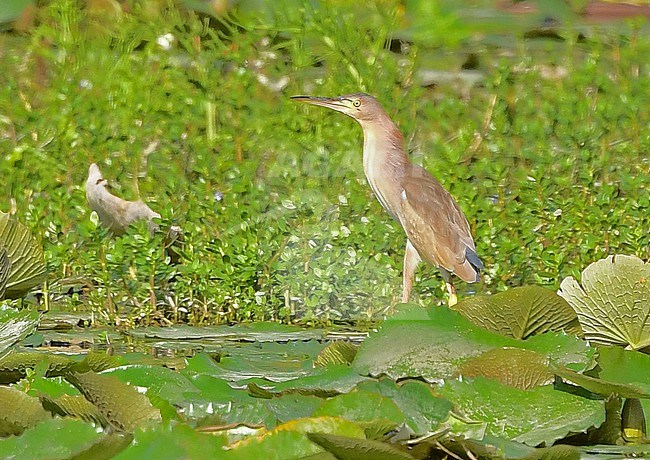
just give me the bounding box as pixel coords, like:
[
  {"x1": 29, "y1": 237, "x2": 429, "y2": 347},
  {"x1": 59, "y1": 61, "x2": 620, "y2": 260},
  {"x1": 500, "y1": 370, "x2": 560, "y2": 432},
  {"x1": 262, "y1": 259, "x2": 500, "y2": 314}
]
[{"x1": 465, "y1": 248, "x2": 484, "y2": 273}]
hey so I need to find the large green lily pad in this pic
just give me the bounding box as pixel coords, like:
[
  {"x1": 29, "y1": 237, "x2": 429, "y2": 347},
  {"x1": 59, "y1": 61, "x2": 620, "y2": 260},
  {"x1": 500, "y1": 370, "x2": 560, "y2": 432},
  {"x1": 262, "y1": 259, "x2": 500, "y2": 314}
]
[
  {"x1": 0, "y1": 386, "x2": 50, "y2": 437},
  {"x1": 456, "y1": 348, "x2": 554, "y2": 389},
  {"x1": 558, "y1": 255, "x2": 650, "y2": 350},
  {"x1": 438, "y1": 377, "x2": 606, "y2": 446},
  {"x1": 355, "y1": 379, "x2": 452, "y2": 434},
  {"x1": 0, "y1": 211, "x2": 46, "y2": 299},
  {"x1": 0, "y1": 418, "x2": 107, "y2": 460},
  {"x1": 66, "y1": 371, "x2": 162, "y2": 432},
  {"x1": 353, "y1": 306, "x2": 594, "y2": 382},
  {"x1": 453, "y1": 286, "x2": 582, "y2": 339},
  {"x1": 306, "y1": 432, "x2": 415, "y2": 460}
]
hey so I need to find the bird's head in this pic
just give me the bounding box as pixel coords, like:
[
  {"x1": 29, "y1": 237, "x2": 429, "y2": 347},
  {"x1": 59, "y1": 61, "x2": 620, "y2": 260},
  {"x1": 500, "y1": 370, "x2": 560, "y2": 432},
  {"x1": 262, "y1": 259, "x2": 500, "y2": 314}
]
[
  {"x1": 291, "y1": 93, "x2": 384, "y2": 123},
  {"x1": 87, "y1": 163, "x2": 106, "y2": 188}
]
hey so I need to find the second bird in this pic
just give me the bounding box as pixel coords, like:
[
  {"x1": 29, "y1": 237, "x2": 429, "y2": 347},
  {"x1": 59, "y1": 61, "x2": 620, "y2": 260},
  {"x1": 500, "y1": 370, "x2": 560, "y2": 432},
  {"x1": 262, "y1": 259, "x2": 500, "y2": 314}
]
[{"x1": 292, "y1": 93, "x2": 483, "y2": 306}]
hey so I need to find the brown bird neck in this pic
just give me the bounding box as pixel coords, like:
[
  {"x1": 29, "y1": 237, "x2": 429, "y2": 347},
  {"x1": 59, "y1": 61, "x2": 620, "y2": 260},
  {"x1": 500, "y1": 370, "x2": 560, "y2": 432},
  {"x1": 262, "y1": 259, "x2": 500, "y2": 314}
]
[{"x1": 358, "y1": 114, "x2": 410, "y2": 218}]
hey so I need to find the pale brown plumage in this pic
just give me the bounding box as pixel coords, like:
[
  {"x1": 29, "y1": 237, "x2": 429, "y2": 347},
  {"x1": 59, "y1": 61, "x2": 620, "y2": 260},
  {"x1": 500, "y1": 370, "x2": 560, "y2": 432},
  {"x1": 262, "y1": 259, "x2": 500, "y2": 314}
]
[
  {"x1": 292, "y1": 93, "x2": 483, "y2": 305},
  {"x1": 85, "y1": 163, "x2": 160, "y2": 235}
]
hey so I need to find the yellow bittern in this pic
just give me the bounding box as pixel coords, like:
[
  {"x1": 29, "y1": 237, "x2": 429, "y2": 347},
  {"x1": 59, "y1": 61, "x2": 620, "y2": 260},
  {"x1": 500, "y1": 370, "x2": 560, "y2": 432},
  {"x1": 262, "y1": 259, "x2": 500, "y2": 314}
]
[{"x1": 292, "y1": 93, "x2": 483, "y2": 305}]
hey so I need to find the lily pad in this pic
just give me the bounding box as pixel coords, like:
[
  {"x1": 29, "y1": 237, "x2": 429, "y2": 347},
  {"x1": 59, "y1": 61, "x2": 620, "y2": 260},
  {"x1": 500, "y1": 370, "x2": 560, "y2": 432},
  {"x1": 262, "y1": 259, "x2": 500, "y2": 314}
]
[
  {"x1": 40, "y1": 393, "x2": 107, "y2": 426},
  {"x1": 227, "y1": 416, "x2": 366, "y2": 460},
  {"x1": 597, "y1": 346, "x2": 650, "y2": 387},
  {"x1": 312, "y1": 390, "x2": 406, "y2": 426},
  {"x1": 456, "y1": 348, "x2": 554, "y2": 389},
  {"x1": 0, "y1": 386, "x2": 50, "y2": 437},
  {"x1": 552, "y1": 365, "x2": 650, "y2": 399},
  {"x1": 66, "y1": 371, "x2": 162, "y2": 432},
  {"x1": 453, "y1": 286, "x2": 582, "y2": 339},
  {"x1": 558, "y1": 255, "x2": 650, "y2": 350},
  {"x1": 356, "y1": 379, "x2": 452, "y2": 434},
  {"x1": 0, "y1": 308, "x2": 41, "y2": 358},
  {"x1": 438, "y1": 377, "x2": 606, "y2": 446},
  {"x1": 113, "y1": 423, "x2": 225, "y2": 460},
  {"x1": 0, "y1": 247, "x2": 9, "y2": 299},
  {"x1": 0, "y1": 211, "x2": 46, "y2": 299},
  {"x1": 0, "y1": 351, "x2": 81, "y2": 384},
  {"x1": 353, "y1": 307, "x2": 594, "y2": 382},
  {"x1": 0, "y1": 418, "x2": 107, "y2": 460},
  {"x1": 102, "y1": 364, "x2": 200, "y2": 404},
  {"x1": 306, "y1": 432, "x2": 415, "y2": 460},
  {"x1": 314, "y1": 341, "x2": 358, "y2": 367}
]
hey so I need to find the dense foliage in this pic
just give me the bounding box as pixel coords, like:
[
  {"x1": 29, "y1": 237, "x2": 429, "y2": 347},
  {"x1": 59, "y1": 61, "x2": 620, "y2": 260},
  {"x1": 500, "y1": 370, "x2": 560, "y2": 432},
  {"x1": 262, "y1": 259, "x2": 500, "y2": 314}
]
[{"x1": 0, "y1": 0, "x2": 649, "y2": 324}]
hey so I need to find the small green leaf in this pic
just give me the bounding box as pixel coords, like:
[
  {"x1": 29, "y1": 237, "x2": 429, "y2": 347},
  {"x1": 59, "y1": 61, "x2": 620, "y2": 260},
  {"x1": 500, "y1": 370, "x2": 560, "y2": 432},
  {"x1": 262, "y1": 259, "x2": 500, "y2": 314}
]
[
  {"x1": 558, "y1": 255, "x2": 650, "y2": 350},
  {"x1": 314, "y1": 341, "x2": 358, "y2": 367},
  {"x1": 454, "y1": 286, "x2": 582, "y2": 339}
]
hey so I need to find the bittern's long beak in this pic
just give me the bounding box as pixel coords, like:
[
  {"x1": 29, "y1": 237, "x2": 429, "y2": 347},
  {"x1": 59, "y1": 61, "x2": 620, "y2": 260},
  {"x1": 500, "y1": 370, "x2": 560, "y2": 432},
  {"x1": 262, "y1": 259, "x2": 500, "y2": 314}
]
[{"x1": 291, "y1": 95, "x2": 348, "y2": 112}]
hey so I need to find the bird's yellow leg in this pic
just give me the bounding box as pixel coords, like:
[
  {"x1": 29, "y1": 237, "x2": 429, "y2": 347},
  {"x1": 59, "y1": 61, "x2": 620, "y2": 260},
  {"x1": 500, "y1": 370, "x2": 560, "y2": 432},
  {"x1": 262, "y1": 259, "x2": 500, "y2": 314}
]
[
  {"x1": 446, "y1": 283, "x2": 458, "y2": 306},
  {"x1": 441, "y1": 269, "x2": 457, "y2": 306},
  {"x1": 402, "y1": 240, "x2": 421, "y2": 303}
]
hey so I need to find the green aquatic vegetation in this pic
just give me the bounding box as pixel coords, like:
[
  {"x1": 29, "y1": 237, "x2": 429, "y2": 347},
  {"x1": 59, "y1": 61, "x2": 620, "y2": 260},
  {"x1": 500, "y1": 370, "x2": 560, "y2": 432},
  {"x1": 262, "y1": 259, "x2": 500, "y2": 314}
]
[
  {"x1": 0, "y1": 0, "x2": 647, "y2": 323},
  {"x1": 0, "y1": 292, "x2": 649, "y2": 458}
]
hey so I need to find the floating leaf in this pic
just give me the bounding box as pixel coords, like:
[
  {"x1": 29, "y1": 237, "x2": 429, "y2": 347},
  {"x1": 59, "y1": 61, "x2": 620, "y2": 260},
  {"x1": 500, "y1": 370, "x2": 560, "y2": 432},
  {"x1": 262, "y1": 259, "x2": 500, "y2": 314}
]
[
  {"x1": 438, "y1": 377, "x2": 605, "y2": 446},
  {"x1": 456, "y1": 348, "x2": 554, "y2": 389},
  {"x1": 553, "y1": 365, "x2": 650, "y2": 399},
  {"x1": 228, "y1": 416, "x2": 366, "y2": 460},
  {"x1": 102, "y1": 364, "x2": 200, "y2": 404},
  {"x1": 453, "y1": 286, "x2": 582, "y2": 339},
  {"x1": 523, "y1": 444, "x2": 581, "y2": 460},
  {"x1": 558, "y1": 255, "x2": 650, "y2": 350},
  {"x1": 0, "y1": 308, "x2": 41, "y2": 358},
  {"x1": 0, "y1": 386, "x2": 50, "y2": 437},
  {"x1": 356, "y1": 379, "x2": 452, "y2": 434},
  {"x1": 40, "y1": 393, "x2": 107, "y2": 426},
  {"x1": 114, "y1": 423, "x2": 223, "y2": 459},
  {"x1": 306, "y1": 432, "x2": 415, "y2": 460},
  {"x1": 0, "y1": 211, "x2": 46, "y2": 299},
  {"x1": 0, "y1": 417, "x2": 108, "y2": 459},
  {"x1": 353, "y1": 306, "x2": 594, "y2": 382},
  {"x1": 312, "y1": 390, "x2": 405, "y2": 426},
  {"x1": 597, "y1": 346, "x2": 650, "y2": 387},
  {"x1": 314, "y1": 341, "x2": 358, "y2": 367},
  {"x1": 0, "y1": 248, "x2": 9, "y2": 299},
  {"x1": 0, "y1": 351, "x2": 79, "y2": 384},
  {"x1": 66, "y1": 371, "x2": 162, "y2": 432}
]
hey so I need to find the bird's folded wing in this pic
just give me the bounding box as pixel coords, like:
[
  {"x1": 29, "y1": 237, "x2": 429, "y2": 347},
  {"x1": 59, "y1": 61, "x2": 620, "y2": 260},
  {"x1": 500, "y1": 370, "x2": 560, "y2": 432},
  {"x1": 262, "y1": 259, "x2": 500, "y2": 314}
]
[{"x1": 399, "y1": 167, "x2": 479, "y2": 281}]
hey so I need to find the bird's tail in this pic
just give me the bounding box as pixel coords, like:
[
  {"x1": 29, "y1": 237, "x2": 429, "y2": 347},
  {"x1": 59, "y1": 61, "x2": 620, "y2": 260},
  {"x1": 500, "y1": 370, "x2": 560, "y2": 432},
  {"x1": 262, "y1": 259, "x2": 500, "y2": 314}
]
[{"x1": 462, "y1": 248, "x2": 484, "y2": 283}]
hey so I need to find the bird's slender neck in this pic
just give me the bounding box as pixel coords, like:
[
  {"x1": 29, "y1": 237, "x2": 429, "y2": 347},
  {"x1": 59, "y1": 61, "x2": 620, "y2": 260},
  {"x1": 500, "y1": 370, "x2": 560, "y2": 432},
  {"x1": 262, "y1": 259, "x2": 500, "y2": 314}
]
[{"x1": 357, "y1": 113, "x2": 410, "y2": 218}]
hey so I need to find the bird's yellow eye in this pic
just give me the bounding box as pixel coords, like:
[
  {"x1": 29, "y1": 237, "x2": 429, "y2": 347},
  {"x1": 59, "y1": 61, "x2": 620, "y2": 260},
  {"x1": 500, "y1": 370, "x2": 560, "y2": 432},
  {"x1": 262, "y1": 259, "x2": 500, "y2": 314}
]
[{"x1": 352, "y1": 100, "x2": 361, "y2": 107}]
